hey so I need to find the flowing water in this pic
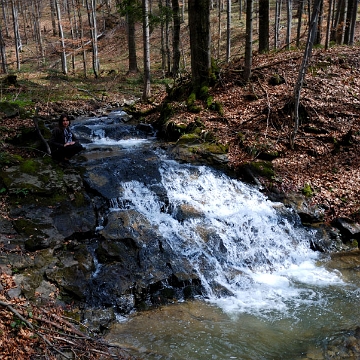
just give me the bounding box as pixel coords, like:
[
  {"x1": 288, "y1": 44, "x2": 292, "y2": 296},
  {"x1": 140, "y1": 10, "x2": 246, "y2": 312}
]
[{"x1": 74, "y1": 116, "x2": 360, "y2": 360}]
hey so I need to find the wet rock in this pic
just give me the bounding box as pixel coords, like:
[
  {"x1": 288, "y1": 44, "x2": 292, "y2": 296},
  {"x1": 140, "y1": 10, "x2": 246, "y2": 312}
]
[
  {"x1": 332, "y1": 217, "x2": 360, "y2": 244},
  {"x1": 45, "y1": 244, "x2": 95, "y2": 301},
  {"x1": 82, "y1": 307, "x2": 116, "y2": 334}
]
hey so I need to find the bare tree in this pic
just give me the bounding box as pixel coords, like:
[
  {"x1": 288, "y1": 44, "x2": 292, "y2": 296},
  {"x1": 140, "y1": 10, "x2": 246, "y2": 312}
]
[
  {"x1": 55, "y1": 0, "x2": 67, "y2": 74},
  {"x1": 10, "y1": 0, "x2": 21, "y2": 71},
  {"x1": 286, "y1": 0, "x2": 292, "y2": 49},
  {"x1": 85, "y1": 0, "x2": 100, "y2": 77},
  {"x1": 296, "y1": 0, "x2": 304, "y2": 48},
  {"x1": 325, "y1": 0, "x2": 334, "y2": 49},
  {"x1": 244, "y1": 0, "x2": 253, "y2": 81},
  {"x1": 226, "y1": 0, "x2": 231, "y2": 62},
  {"x1": 142, "y1": 0, "x2": 151, "y2": 100},
  {"x1": 50, "y1": 0, "x2": 57, "y2": 36},
  {"x1": 258, "y1": 0, "x2": 269, "y2": 53},
  {"x1": 32, "y1": 0, "x2": 45, "y2": 63},
  {"x1": 1, "y1": 0, "x2": 9, "y2": 37},
  {"x1": 188, "y1": 0, "x2": 211, "y2": 86},
  {"x1": 0, "y1": 21, "x2": 7, "y2": 73},
  {"x1": 75, "y1": 0, "x2": 87, "y2": 77},
  {"x1": 274, "y1": 0, "x2": 282, "y2": 49},
  {"x1": 172, "y1": 0, "x2": 181, "y2": 76},
  {"x1": 291, "y1": 0, "x2": 323, "y2": 148}
]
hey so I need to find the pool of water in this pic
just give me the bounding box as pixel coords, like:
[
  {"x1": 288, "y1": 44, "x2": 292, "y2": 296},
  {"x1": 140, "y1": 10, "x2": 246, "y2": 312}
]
[{"x1": 106, "y1": 252, "x2": 360, "y2": 360}]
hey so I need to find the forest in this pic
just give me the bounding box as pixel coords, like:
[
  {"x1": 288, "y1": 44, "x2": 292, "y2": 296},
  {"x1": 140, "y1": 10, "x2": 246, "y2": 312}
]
[{"x1": 0, "y1": 1, "x2": 359, "y2": 357}]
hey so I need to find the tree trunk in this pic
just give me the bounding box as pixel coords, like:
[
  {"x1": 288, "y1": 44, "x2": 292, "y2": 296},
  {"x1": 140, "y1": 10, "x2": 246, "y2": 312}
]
[
  {"x1": 226, "y1": 0, "x2": 231, "y2": 62},
  {"x1": 75, "y1": 0, "x2": 87, "y2": 77},
  {"x1": 292, "y1": 0, "x2": 323, "y2": 149},
  {"x1": 244, "y1": 0, "x2": 253, "y2": 81},
  {"x1": 188, "y1": 0, "x2": 211, "y2": 86},
  {"x1": 50, "y1": 0, "x2": 57, "y2": 36},
  {"x1": 258, "y1": 0, "x2": 269, "y2": 53},
  {"x1": 0, "y1": 23, "x2": 7, "y2": 73},
  {"x1": 347, "y1": 0, "x2": 358, "y2": 45},
  {"x1": 296, "y1": 0, "x2": 304, "y2": 47},
  {"x1": 85, "y1": 0, "x2": 100, "y2": 77},
  {"x1": 172, "y1": 0, "x2": 181, "y2": 76},
  {"x1": 325, "y1": 0, "x2": 333, "y2": 49},
  {"x1": 165, "y1": 0, "x2": 171, "y2": 75},
  {"x1": 127, "y1": 1, "x2": 139, "y2": 73},
  {"x1": 55, "y1": 0, "x2": 67, "y2": 74},
  {"x1": 11, "y1": 0, "x2": 21, "y2": 71},
  {"x1": 286, "y1": 0, "x2": 292, "y2": 49},
  {"x1": 217, "y1": 0, "x2": 221, "y2": 60},
  {"x1": 344, "y1": 0, "x2": 356, "y2": 44},
  {"x1": 274, "y1": 0, "x2": 282, "y2": 49},
  {"x1": 142, "y1": 0, "x2": 151, "y2": 100},
  {"x1": 315, "y1": 0, "x2": 324, "y2": 45}
]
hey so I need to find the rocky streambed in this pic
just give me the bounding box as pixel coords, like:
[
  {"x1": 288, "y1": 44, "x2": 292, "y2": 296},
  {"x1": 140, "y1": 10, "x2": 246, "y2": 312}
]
[{"x1": 1, "y1": 110, "x2": 360, "y2": 359}]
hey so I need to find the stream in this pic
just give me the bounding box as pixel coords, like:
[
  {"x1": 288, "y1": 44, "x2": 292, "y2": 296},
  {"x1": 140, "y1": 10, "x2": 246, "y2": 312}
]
[{"x1": 73, "y1": 113, "x2": 360, "y2": 360}]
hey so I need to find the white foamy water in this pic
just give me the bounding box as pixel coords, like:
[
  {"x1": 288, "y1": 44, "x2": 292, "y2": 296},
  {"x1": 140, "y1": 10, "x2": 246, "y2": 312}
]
[{"x1": 111, "y1": 159, "x2": 344, "y2": 318}]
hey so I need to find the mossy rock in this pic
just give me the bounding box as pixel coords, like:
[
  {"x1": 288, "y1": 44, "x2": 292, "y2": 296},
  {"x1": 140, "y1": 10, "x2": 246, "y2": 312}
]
[
  {"x1": 163, "y1": 121, "x2": 187, "y2": 142},
  {"x1": 201, "y1": 142, "x2": 228, "y2": 154},
  {"x1": 0, "y1": 101, "x2": 20, "y2": 118},
  {"x1": 249, "y1": 160, "x2": 275, "y2": 179},
  {"x1": 177, "y1": 133, "x2": 202, "y2": 145}
]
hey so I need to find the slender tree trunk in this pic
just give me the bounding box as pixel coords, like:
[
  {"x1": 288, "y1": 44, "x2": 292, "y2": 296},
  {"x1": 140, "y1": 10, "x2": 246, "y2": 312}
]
[
  {"x1": 347, "y1": 0, "x2": 358, "y2": 45},
  {"x1": 325, "y1": 0, "x2": 333, "y2": 49},
  {"x1": 11, "y1": 0, "x2": 21, "y2": 71},
  {"x1": 142, "y1": 0, "x2": 151, "y2": 100},
  {"x1": 274, "y1": 0, "x2": 282, "y2": 49},
  {"x1": 0, "y1": 23, "x2": 7, "y2": 73},
  {"x1": 55, "y1": 0, "x2": 67, "y2": 74},
  {"x1": 292, "y1": 0, "x2": 323, "y2": 149},
  {"x1": 258, "y1": 0, "x2": 269, "y2": 53},
  {"x1": 127, "y1": 2, "x2": 139, "y2": 73},
  {"x1": 85, "y1": 0, "x2": 100, "y2": 77},
  {"x1": 315, "y1": 0, "x2": 324, "y2": 44},
  {"x1": 286, "y1": 0, "x2": 292, "y2": 49},
  {"x1": 165, "y1": 0, "x2": 171, "y2": 75},
  {"x1": 66, "y1": 0, "x2": 76, "y2": 72},
  {"x1": 76, "y1": 0, "x2": 87, "y2": 77},
  {"x1": 296, "y1": 0, "x2": 304, "y2": 47},
  {"x1": 159, "y1": 0, "x2": 166, "y2": 71},
  {"x1": 217, "y1": 0, "x2": 221, "y2": 59},
  {"x1": 172, "y1": 0, "x2": 181, "y2": 76},
  {"x1": 1, "y1": 0, "x2": 9, "y2": 37},
  {"x1": 50, "y1": 0, "x2": 57, "y2": 36},
  {"x1": 226, "y1": 0, "x2": 231, "y2": 62},
  {"x1": 244, "y1": 0, "x2": 253, "y2": 81},
  {"x1": 344, "y1": 0, "x2": 355, "y2": 44}
]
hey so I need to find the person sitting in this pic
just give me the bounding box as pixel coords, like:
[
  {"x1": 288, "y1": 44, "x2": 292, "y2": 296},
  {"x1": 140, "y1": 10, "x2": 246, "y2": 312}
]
[{"x1": 49, "y1": 114, "x2": 83, "y2": 162}]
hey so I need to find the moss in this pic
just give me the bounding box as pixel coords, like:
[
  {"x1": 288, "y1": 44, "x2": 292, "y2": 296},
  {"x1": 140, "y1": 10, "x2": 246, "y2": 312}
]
[
  {"x1": 158, "y1": 102, "x2": 174, "y2": 125},
  {"x1": 202, "y1": 142, "x2": 228, "y2": 154},
  {"x1": 302, "y1": 183, "x2": 314, "y2": 197},
  {"x1": 0, "y1": 152, "x2": 22, "y2": 167},
  {"x1": 73, "y1": 192, "x2": 86, "y2": 207},
  {"x1": 12, "y1": 218, "x2": 49, "y2": 238},
  {"x1": 20, "y1": 159, "x2": 40, "y2": 174},
  {"x1": 177, "y1": 133, "x2": 202, "y2": 145},
  {"x1": 250, "y1": 161, "x2": 275, "y2": 179},
  {"x1": 213, "y1": 101, "x2": 224, "y2": 115},
  {"x1": 198, "y1": 85, "x2": 209, "y2": 101}
]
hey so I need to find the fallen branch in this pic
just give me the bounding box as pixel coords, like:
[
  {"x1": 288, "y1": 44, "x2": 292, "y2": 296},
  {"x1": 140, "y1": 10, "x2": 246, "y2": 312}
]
[{"x1": 0, "y1": 300, "x2": 71, "y2": 359}]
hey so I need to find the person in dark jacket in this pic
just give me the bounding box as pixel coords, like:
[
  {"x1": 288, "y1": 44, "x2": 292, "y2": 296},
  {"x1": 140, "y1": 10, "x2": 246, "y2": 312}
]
[{"x1": 49, "y1": 114, "x2": 83, "y2": 162}]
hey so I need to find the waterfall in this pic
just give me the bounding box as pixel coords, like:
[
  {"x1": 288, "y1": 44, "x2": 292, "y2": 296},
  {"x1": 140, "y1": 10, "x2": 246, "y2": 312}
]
[{"x1": 110, "y1": 158, "x2": 343, "y2": 318}]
